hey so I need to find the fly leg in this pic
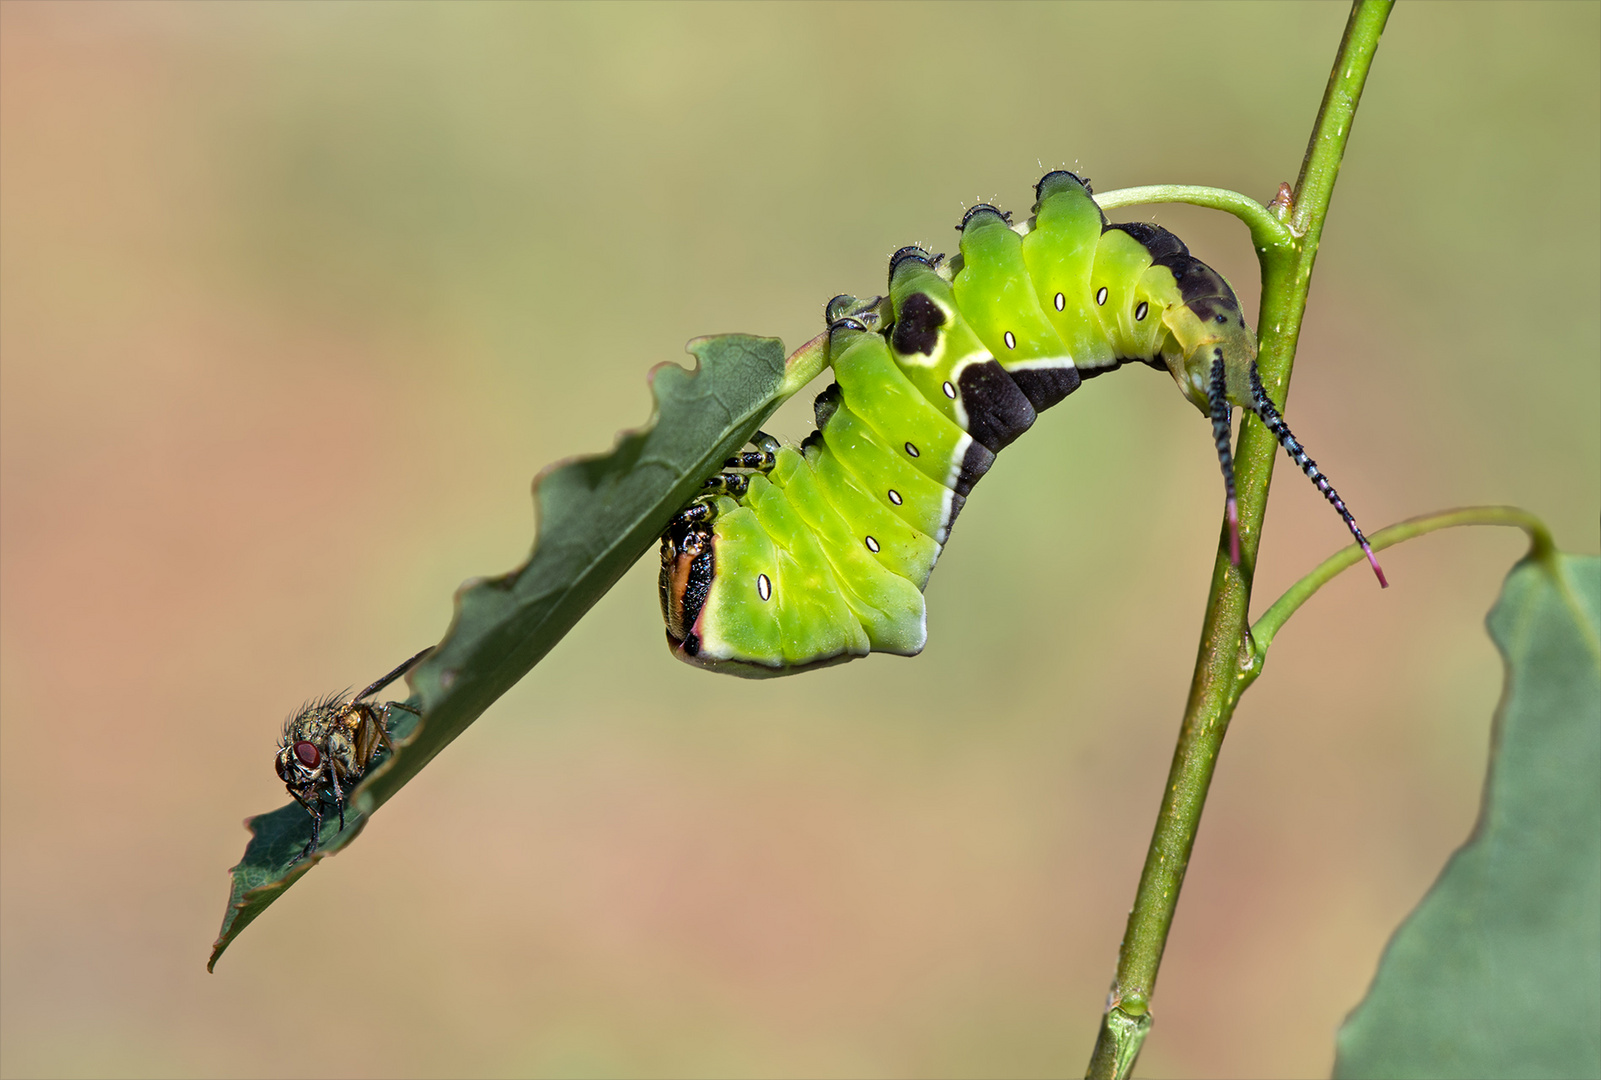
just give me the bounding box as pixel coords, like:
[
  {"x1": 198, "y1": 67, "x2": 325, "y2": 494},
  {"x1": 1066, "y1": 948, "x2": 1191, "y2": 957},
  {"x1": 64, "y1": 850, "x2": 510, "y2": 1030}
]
[
  {"x1": 375, "y1": 700, "x2": 420, "y2": 755},
  {"x1": 327, "y1": 762, "x2": 346, "y2": 834},
  {"x1": 290, "y1": 794, "x2": 324, "y2": 865}
]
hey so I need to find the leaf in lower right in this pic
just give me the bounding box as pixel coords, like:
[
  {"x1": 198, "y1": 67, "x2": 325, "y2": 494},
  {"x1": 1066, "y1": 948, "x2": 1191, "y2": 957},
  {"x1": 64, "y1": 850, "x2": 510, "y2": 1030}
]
[{"x1": 1334, "y1": 553, "x2": 1601, "y2": 1079}]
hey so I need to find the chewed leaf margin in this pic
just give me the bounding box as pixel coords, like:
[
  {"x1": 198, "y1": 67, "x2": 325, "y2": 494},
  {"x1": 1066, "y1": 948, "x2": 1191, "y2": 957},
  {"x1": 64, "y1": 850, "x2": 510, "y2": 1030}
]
[{"x1": 210, "y1": 332, "x2": 820, "y2": 971}]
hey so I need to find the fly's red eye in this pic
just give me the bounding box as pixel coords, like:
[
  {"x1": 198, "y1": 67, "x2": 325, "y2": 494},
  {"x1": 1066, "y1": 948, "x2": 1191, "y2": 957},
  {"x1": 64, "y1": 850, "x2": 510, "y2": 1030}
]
[{"x1": 294, "y1": 741, "x2": 320, "y2": 767}]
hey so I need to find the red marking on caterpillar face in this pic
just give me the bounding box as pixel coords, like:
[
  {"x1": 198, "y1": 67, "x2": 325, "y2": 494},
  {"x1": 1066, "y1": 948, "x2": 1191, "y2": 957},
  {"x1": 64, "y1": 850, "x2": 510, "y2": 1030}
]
[{"x1": 660, "y1": 522, "x2": 715, "y2": 643}]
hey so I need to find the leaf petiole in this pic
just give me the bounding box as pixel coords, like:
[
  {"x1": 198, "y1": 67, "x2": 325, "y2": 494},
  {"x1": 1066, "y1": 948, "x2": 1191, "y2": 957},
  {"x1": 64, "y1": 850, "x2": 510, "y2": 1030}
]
[
  {"x1": 1243, "y1": 506, "x2": 1556, "y2": 687},
  {"x1": 1095, "y1": 184, "x2": 1294, "y2": 255}
]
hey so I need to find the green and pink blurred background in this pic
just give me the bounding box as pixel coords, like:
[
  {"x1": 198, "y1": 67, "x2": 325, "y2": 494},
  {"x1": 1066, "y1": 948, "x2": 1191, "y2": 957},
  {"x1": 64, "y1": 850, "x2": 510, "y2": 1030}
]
[{"x1": 2, "y1": 3, "x2": 1596, "y2": 1077}]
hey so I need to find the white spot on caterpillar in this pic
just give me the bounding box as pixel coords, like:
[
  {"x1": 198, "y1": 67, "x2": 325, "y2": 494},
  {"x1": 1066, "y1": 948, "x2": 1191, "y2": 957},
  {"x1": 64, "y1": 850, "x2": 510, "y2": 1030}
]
[
  {"x1": 1003, "y1": 331, "x2": 1016, "y2": 350},
  {"x1": 942, "y1": 381, "x2": 957, "y2": 399},
  {"x1": 1096, "y1": 286, "x2": 1108, "y2": 306},
  {"x1": 1054, "y1": 292, "x2": 1065, "y2": 311},
  {"x1": 904, "y1": 441, "x2": 920, "y2": 457},
  {"x1": 865, "y1": 535, "x2": 880, "y2": 553},
  {"x1": 887, "y1": 489, "x2": 902, "y2": 505},
  {"x1": 1135, "y1": 301, "x2": 1148, "y2": 321},
  {"x1": 756, "y1": 574, "x2": 771, "y2": 601}
]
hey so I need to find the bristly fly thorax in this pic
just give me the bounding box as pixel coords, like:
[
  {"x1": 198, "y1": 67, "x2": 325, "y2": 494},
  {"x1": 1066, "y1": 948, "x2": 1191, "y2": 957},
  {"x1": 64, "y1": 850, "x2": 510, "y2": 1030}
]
[{"x1": 274, "y1": 648, "x2": 431, "y2": 861}]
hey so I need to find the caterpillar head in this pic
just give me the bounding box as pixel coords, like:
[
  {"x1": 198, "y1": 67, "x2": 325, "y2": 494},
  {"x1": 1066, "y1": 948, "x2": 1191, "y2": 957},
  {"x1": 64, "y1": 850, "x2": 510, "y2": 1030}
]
[{"x1": 659, "y1": 509, "x2": 715, "y2": 658}]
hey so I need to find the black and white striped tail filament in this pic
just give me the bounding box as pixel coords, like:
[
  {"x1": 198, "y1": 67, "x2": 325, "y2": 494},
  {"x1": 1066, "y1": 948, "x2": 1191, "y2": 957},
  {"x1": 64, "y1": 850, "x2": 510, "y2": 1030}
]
[
  {"x1": 1208, "y1": 354, "x2": 1241, "y2": 565},
  {"x1": 1249, "y1": 369, "x2": 1388, "y2": 588}
]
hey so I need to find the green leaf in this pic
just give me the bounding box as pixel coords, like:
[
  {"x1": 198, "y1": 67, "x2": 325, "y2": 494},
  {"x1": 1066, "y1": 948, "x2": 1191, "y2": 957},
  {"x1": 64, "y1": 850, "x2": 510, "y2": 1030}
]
[
  {"x1": 210, "y1": 333, "x2": 802, "y2": 971},
  {"x1": 1334, "y1": 553, "x2": 1601, "y2": 1079}
]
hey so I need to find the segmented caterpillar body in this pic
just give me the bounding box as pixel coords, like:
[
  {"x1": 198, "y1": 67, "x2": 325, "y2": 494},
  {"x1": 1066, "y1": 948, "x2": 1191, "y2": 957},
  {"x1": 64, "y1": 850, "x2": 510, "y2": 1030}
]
[{"x1": 659, "y1": 171, "x2": 1382, "y2": 677}]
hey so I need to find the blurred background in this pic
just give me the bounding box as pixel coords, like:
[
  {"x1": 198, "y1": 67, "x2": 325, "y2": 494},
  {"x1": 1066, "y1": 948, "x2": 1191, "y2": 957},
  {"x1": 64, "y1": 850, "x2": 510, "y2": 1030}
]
[{"x1": 2, "y1": 3, "x2": 1596, "y2": 1077}]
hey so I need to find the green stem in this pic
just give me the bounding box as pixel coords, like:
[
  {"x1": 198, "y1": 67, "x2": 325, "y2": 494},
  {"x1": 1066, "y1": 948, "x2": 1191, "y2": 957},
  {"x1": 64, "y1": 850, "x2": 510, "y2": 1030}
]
[
  {"x1": 778, "y1": 328, "x2": 831, "y2": 397},
  {"x1": 1094, "y1": 184, "x2": 1293, "y2": 256},
  {"x1": 1086, "y1": 3, "x2": 1393, "y2": 1077},
  {"x1": 1243, "y1": 507, "x2": 1554, "y2": 686}
]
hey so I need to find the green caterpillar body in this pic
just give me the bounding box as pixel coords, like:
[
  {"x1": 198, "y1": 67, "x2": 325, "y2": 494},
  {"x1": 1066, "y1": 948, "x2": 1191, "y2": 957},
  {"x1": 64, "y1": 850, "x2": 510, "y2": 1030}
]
[{"x1": 660, "y1": 170, "x2": 1380, "y2": 677}]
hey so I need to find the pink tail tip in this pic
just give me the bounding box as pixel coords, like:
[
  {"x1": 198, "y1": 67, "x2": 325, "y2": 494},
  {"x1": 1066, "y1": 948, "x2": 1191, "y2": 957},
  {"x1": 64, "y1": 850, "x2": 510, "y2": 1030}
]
[
  {"x1": 1361, "y1": 542, "x2": 1389, "y2": 588},
  {"x1": 1226, "y1": 498, "x2": 1241, "y2": 566}
]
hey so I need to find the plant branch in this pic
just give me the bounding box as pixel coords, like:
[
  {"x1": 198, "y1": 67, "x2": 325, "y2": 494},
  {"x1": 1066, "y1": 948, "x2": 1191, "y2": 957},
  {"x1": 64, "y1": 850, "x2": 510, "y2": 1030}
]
[
  {"x1": 1086, "y1": 3, "x2": 1393, "y2": 1076},
  {"x1": 1244, "y1": 507, "x2": 1554, "y2": 683},
  {"x1": 1094, "y1": 184, "x2": 1293, "y2": 255}
]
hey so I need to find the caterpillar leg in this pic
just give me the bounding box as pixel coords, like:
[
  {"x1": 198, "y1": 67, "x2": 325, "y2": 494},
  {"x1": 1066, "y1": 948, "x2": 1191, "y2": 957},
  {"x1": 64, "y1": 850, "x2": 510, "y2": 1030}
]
[
  {"x1": 701, "y1": 473, "x2": 752, "y2": 498},
  {"x1": 668, "y1": 498, "x2": 716, "y2": 531},
  {"x1": 1248, "y1": 368, "x2": 1388, "y2": 588},
  {"x1": 825, "y1": 294, "x2": 886, "y2": 330},
  {"x1": 702, "y1": 430, "x2": 784, "y2": 497},
  {"x1": 721, "y1": 430, "x2": 780, "y2": 473},
  {"x1": 1209, "y1": 354, "x2": 1241, "y2": 566}
]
